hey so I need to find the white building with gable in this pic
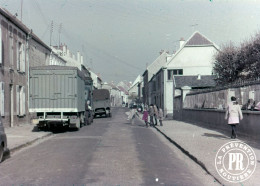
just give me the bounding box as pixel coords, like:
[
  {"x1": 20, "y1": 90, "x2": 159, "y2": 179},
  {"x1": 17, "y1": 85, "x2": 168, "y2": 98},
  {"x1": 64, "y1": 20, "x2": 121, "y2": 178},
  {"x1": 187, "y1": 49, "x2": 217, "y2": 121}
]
[{"x1": 149, "y1": 31, "x2": 219, "y2": 116}]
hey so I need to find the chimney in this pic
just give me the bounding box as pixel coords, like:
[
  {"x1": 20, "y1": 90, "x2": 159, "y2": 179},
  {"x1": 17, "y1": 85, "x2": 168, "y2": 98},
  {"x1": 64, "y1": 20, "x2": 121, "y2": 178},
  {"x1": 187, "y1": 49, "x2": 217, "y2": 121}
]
[
  {"x1": 62, "y1": 45, "x2": 66, "y2": 56},
  {"x1": 77, "y1": 51, "x2": 81, "y2": 63},
  {"x1": 159, "y1": 49, "x2": 164, "y2": 55},
  {"x1": 81, "y1": 55, "x2": 83, "y2": 65},
  {"x1": 179, "y1": 37, "x2": 185, "y2": 49},
  {"x1": 166, "y1": 54, "x2": 172, "y2": 62},
  {"x1": 197, "y1": 74, "x2": 201, "y2": 80}
]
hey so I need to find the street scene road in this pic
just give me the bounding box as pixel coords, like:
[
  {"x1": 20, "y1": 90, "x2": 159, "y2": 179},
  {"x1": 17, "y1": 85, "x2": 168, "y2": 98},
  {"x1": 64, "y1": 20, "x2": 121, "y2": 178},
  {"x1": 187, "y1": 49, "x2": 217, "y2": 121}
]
[{"x1": 0, "y1": 107, "x2": 216, "y2": 185}]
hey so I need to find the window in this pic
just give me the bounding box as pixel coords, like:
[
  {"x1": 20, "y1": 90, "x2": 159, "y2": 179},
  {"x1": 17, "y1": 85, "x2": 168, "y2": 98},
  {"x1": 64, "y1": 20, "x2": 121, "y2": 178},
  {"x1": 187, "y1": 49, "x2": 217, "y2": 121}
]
[
  {"x1": 0, "y1": 82, "x2": 4, "y2": 116},
  {"x1": 17, "y1": 41, "x2": 25, "y2": 72},
  {"x1": 0, "y1": 25, "x2": 2, "y2": 65},
  {"x1": 167, "y1": 69, "x2": 183, "y2": 80},
  {"x1": 16, "y1": 85, "x2": 25, "y2": 116},
  {"x1": 17, "y1": 41, "x2": 22, "y2": 71},
  {"x1": 9, "y1": 27, "x2": 13, "y2": 68}
]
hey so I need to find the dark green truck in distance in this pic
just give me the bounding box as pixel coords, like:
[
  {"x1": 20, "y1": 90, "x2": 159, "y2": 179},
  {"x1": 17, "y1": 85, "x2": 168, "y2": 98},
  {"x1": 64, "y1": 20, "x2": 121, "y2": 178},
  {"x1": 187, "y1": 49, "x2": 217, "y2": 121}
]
[{"x1": 92, "y1": 89, "x2": 111, "y2": 118}]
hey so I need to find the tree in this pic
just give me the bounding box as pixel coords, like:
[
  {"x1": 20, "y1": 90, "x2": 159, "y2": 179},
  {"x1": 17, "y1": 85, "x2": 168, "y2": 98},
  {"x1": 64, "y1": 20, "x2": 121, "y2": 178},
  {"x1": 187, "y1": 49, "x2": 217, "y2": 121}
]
[
  {"x1": 213, "y1": 31, "x2": 260, "y2": 85},
  {"x1": 213, "y1": 43, "x2": 243, "y2": 85}
]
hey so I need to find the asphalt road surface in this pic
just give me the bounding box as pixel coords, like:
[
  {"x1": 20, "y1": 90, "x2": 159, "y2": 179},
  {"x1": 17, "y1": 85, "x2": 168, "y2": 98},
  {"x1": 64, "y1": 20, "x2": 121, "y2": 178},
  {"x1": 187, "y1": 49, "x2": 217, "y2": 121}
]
[{"x1": 0, "y1": 107, "x2": 217, "y2": 185}]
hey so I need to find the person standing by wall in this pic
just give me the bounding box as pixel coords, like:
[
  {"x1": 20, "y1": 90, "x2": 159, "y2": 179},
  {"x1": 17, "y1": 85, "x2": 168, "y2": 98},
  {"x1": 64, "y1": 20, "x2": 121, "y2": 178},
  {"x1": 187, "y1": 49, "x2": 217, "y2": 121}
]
[
  {"x1": 148, "y1": 104, "x2": 154, "y2": 126},
  {"x1": 225, "y1": 96, "x2": 243, "y2": 139}
]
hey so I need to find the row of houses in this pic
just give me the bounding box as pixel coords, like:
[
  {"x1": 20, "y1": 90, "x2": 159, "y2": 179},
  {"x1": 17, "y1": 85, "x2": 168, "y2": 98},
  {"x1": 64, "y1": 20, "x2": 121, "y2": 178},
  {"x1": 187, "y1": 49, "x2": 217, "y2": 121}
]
[
  {"x1": 130, "y1": 31, "x2": 219, "y2": 117},
  {"x1": 102, "y1": 82, "x2": 128, "y2": 107},
  {"x1": 0, "y1": 7, "x2": 103, "y2": 128}
]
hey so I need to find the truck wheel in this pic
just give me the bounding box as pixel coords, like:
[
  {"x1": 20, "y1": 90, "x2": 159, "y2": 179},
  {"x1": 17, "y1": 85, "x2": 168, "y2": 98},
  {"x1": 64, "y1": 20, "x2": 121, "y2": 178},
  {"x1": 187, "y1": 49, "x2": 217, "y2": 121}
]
[{"x1": 0, "y1": 145, "x2": 4, "y2": 163}]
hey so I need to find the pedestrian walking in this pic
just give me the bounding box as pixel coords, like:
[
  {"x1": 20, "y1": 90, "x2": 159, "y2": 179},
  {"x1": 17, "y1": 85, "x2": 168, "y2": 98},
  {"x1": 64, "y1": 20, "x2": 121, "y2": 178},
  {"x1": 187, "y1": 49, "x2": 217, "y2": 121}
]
[
  {"x1": 128, "y1": 106, "x2": 137, "y2": 124},
  {"x1": 158, "y1": 107, "x2": 164, "y2": 126},
  {"x1": 142, "y1": 107, "x2": 149, "y2": 127},
  {"x1": 153, "y1": 105, "x2": 158, "y2": 125},
  {"x1": 225, "y1": 96, "x2": 243, "y2": 139},
  {"x1": 148, "y1": 104, "x2": 154, "y2": 126}
]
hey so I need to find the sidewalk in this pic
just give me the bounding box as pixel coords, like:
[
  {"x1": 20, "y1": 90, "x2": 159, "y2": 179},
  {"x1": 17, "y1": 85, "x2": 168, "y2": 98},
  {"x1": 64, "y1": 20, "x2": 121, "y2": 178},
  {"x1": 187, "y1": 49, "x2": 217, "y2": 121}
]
[
  {"x1": 133, "y1": 112, "x2": 260, "y2": 186},
  {"x1": 4, "y1": 124, "x2": 52, "y2": 154}
]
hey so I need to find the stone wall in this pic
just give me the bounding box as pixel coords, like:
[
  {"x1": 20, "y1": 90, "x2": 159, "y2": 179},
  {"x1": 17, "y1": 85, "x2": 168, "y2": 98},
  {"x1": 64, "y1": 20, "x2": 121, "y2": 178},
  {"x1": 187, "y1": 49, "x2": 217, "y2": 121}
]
[{"x1": 174, "y1": 108, "x2": 260, "y2": 140}]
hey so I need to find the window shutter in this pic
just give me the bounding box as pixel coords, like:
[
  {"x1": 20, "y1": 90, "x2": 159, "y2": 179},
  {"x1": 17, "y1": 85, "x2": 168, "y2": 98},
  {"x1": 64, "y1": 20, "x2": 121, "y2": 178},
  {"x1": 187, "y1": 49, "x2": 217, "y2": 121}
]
[
  {"x1": 21, "y1": 43, "x2": 25, "y2": 72},
  {"x1": 16, "y1": 85, "x2": 20, "y2": 116},
  {"x1": 1, "y1": 82, "x2": 5, "y2": 116},
  {"x1": 19, "y1": 86, "x2": 23, "y2": 115},
  {"x1": 0, "y1": 26, "x2": 2, "y2": 64},
  {"x1": 22, "y1": 86, "x2": 25, "y2": 115},
  {"x1": 17, "y1": 42, "x2": 19, "y2": 70}
]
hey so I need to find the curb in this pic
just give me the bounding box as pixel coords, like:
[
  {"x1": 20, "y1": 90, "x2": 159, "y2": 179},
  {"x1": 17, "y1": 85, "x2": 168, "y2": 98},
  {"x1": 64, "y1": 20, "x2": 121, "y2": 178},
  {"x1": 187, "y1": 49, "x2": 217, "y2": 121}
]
[
  {"x1": 153, "y1": 126, "x2": 223, "y2": 185},
  {"x1": 8, "y1": 132, "x2": 53, "y2": 154},
  {"x1": 136, "y1": 115, "x2": 223, "y2": 185}
]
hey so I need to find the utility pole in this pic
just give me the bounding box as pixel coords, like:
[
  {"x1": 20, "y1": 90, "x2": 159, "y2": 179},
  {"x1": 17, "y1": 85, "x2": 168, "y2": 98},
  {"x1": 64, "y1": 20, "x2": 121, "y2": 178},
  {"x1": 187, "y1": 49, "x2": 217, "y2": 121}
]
[
  {"x1": 21, "y1": 0, "x2": 23, "y2": 21},
  {"x1": 58, "y1": 23, "x2": 62, "y2": 47},
  {"x1": 50, "y1": 20, "x2": 53, "y2": 46}
]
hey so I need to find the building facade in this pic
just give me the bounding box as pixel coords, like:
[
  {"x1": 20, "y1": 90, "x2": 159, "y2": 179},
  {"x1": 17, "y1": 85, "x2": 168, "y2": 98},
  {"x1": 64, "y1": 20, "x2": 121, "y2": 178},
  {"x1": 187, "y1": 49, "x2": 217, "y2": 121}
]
[
  {"x1": 0, "y1": 8, "x2": 29, "y2": 127},
  {"x1": 142, "y1": 51, "x2": 169, "y2": 106},
  {"x1": 151, "y1": 31, "x2": 219, "y2": 117}
]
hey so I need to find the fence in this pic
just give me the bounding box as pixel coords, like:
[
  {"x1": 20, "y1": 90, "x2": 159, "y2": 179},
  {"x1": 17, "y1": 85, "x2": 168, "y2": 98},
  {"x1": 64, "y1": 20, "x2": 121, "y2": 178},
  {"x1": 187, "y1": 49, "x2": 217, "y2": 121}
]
[{"x1": 183, "y1": 81, "x2": 260, "y2": 110}]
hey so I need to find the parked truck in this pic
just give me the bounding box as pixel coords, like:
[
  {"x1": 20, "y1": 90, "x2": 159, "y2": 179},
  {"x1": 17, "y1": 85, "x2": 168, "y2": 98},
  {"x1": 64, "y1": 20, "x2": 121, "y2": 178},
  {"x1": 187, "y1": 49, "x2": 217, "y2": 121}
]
[
  {"x1": 92, "y1": 89, "x2": 111, "y2": 118},
  {"x1": 29, "y1": 66, "x2": 87, "y2": 130}
]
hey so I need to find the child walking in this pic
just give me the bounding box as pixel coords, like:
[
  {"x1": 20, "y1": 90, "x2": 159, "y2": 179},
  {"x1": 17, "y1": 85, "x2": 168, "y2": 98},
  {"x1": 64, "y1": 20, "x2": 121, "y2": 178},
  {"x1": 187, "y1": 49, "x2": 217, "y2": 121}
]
[{"x1": 142, "y1": 107, "x2": 149, "y2": 127}]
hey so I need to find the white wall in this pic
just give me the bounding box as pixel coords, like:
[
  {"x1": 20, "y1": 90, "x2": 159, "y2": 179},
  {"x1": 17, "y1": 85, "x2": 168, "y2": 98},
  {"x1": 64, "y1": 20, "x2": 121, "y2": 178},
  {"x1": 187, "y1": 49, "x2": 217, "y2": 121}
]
[
  {"x1": 165, "y1": 81, "x2": 173, "y2": 115},
  {"x1": 167, "y1": 46, "x2": 217, "y2": 75},
  {"x1": 164, "y1": 45, "x2": 218, "y2": 116}
]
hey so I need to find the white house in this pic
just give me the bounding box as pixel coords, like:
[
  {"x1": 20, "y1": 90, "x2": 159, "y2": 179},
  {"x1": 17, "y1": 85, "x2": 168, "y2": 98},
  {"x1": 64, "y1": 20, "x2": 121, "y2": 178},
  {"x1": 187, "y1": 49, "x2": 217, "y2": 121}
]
[
  {"x1": 52, "y1": 44, "x2": 83, "y2": 70},
  {"x1": 152, "y1": 31, "x2": 219, "y2": 116},
  {"x1": 102, "y1": 82, "x2": 122, "y2": 106},
  {"x1": 90, "y1": 70, "x2": 102, "y2": 89},
  {"x1": 128, "y1": 75, "x2": 142, "y2": 101},
  {"x1": 142, "y1": 51, "x2": 170, "y2": 105}
]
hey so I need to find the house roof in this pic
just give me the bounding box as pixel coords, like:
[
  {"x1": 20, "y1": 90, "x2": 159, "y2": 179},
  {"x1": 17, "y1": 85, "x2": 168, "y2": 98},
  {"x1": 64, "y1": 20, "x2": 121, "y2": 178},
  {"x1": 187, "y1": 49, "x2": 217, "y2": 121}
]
[
  {"x1": 174, "y1": 75, "x2": 216, "y2": 89},
  {"x1": 108, "y1": 83, "x2": 119, "y2": 90},
  {"x1": 166, "y1": 31, "x2": 219, "y2": 66},
  {"x1": 146, "y1": 51, "x2": 168, "y2": 81},
  {"x1": 129, "y1": 75, "x2": 142, "y2": 90},
  {"x1": 185, "y1": 32, "x2": 213, "y2": 46},
  {"x1": 117, "y1": 86, "x2": 129, "y2": 95}
]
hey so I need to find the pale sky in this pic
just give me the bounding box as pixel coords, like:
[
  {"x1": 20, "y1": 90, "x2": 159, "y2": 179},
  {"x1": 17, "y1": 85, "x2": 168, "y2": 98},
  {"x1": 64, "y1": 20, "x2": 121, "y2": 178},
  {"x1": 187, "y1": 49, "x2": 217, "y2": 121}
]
[{"x1": 1, "y1": 0, "x2": 260, "y2": 83}]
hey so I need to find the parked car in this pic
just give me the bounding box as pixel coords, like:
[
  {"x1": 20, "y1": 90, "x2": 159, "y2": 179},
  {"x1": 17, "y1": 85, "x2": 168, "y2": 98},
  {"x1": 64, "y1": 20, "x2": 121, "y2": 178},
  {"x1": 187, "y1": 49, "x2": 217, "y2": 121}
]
[{"x1": 0, "y1": 117, "x2": 7, "y2": 163}]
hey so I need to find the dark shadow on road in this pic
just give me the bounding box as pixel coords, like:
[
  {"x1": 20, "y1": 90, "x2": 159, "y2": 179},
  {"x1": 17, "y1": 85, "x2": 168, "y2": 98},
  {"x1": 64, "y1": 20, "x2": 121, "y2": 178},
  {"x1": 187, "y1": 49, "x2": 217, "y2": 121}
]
[
  {"x1": 3, "y1": 148, "x2": 10, "y2": 162},
  {"x1": 202, "y1": 133, "x2": 229, "y2": 139}
]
